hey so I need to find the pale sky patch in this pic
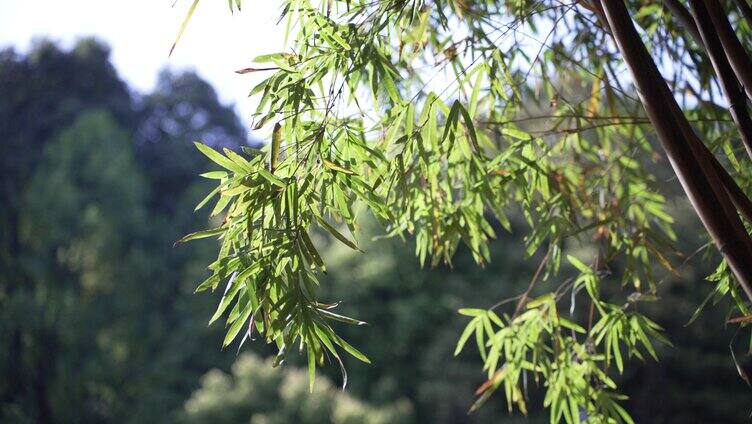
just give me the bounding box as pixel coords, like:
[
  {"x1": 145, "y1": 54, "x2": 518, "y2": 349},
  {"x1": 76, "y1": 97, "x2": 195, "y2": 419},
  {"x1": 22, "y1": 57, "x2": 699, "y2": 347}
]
[{"x1": 0, "y1": 0, "x2": 287, "y2": 135}]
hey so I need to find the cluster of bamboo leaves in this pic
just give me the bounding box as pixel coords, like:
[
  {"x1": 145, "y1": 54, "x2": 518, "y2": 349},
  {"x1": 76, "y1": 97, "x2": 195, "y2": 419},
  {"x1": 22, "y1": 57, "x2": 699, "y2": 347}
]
[
  {"x1": 175, "y1": 0, "x2": 752, "y2": 422},
  {"x1": 453, "y1": 256, "x2": 668, "y2": 423}
]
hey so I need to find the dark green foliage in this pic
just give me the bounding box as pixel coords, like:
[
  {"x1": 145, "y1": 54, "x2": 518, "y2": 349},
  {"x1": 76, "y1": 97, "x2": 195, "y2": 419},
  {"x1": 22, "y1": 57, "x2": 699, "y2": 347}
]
[
  {"x1": 20, "y1": 110, "x2": 150, "y2": 421},
  {"x1": 0, "y1": 40, "x2": 242, "y2": 423},
  {"x1": 0, "y1": 38, "x2": 132, "y2": 293}
]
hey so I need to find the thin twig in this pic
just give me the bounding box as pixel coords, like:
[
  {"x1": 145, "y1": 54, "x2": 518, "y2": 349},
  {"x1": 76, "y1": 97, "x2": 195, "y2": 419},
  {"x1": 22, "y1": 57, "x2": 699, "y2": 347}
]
[{"x1": 512, "y1": 250, "x2": 552, "y2": 317}]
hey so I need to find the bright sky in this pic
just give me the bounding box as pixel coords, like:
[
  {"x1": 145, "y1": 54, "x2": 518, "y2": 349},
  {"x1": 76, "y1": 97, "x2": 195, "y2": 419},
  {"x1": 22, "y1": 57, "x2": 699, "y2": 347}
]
[{"x1": 0, "y1": 0, "x2": 287, "y2": 135}]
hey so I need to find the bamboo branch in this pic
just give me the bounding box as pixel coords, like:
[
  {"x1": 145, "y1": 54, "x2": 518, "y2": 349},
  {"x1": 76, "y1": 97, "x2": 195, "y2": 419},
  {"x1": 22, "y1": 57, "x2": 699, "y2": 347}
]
[
  {"x1": 597, "y1": 0, "x2": 752, "y2": 302},
  {"x1": 512, "y1": 250, "x2": 551, "y2": 317}
]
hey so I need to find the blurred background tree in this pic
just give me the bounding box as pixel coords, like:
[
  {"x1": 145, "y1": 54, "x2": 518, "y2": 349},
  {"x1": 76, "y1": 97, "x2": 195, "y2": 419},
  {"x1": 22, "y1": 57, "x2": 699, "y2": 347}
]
[
  {"x1": 0, "y1": 38, "x2": 749, "y2": 424},
  {"x1": 0, "y1": 39, "x2": 243, "y2": 423},
  {"x1": 181, "y1": 353, "x2": 413, "y2": 424}
]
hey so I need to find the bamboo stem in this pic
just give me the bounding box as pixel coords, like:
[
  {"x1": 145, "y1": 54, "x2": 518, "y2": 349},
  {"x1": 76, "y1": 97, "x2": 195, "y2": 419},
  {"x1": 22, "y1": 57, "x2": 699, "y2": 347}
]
[
  {"x1": 663, "y1": 0, "x2": 704, "y2": 44},
  {"x1": 702, "y1": 0, "x2": 752, "y2": 101},
  {"x1": 597, "y1": 0, "x2": 752, "y2": 302},
  {"x1": 690, "y1": 0, "x2": 752, "y2": 160},
  {"x1": 732, "y1": 0, "x2": 752, "y2": 30}
]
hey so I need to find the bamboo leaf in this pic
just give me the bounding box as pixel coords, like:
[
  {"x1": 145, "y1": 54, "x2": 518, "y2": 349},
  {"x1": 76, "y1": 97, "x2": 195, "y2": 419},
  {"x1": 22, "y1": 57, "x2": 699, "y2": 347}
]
[
  {"x1": 501, "y1": 128, "x2": 533, "y2": 140},
  {"x1": 454, "y1": 318, "x2": 478, "y2": 356},
  {"x1": 170, "y1": 0, "x2": 200, "y2": 56},
  {"x1": 223, "y1": 306, "x2": 252, "y2": 347},
  {"x1": 333, "y1": 335, "x2": 370, "y2": 363},
  {"x1": 317, "y1": 309, "x2": 367, "y2": 326},
  {"x1": 458, "y1": 102, "x2": 481, "y2": 153},
  {"x1": 567, "y1": 255, "x2": 591, "y2": 274},
  {"x1": 176, "y1": 227, "x2": 225, "y2": 244},
  {"x1": 271, "y1": 122, "x2": 282, "y2": 172},
  {"x1": 307, "y1": 342, "x2": 316, "y2": 392},
  {"x1": 314, "y1": 215, "x2": 361, "y2": 251},
  {"x1": 323, "y1": 159, "x2": 356, "y2": 175},
  {"x1": 258, "y1": 168, "x2": 286, "y2": 187},
  {"x1": 200, "y1": 171, "x2": 228, "y2": 180},
  {"x1": 194, "y1": 142, "x2": 245, "y2": 173}
]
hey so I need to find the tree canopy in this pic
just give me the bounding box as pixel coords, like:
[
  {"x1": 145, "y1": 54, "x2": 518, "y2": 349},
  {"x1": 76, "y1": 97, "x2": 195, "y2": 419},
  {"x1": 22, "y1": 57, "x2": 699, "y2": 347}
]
[
  {"x1": 0, "y1": 39, "x2": 251, "y2": 422},
  {"x1": 176, "y1": 0, "x2": 752, "y2": 422}
]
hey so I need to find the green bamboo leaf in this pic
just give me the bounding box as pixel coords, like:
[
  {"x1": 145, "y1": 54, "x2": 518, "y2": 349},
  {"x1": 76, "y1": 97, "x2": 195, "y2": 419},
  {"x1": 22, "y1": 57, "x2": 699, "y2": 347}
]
[
  {"x1": 633, "y1": 317, "x2": 659, "y2": 360},
  {"x1": 194, "y1": 185, "x2": 221, "y2": 211},
  {"x1": 176, "y1": 226, "x2": 225, "y2": 244},
  {"x1": 380, "y1": 64, "x2": 401, "y2": 103},
  {"x1": 468, "y1": 66, "x2": 484, "y2": 117},
  {"x1": 328, "y1": 31, "x2": 351, "y2": 50},
  {"x1": 253, "y1": 53, "x2": 286, "y2": 63},
  {"x1": 210, "y1": 195, "x2": 233, "y2": 217},
  {"x1": 441, "y1": 100, "x2": 460, "y2": 143},
  {"x1": 223, "y1": 148, "x2": 252, "y2": 172},
  {"x1": 209, "y1": 281, "x2": 244, "y2": 325},
  {"x1": 307, "y1": 342, "x2": 316, "y2": 393},
  {"x1": 287, "y1": 184, "x2": 298, "y2": 223},
  {"x1": 567, "y1": 255, "x2": 591, "y2": 274},
  {"x1": 170, "y1": 0, "x2": 200, "y2": 56},
  {"x1": 194, "y1": 142, "x2": 245, "y2": 173},
  {"x1": 200, "y1": 171, "x2": 228, "y2": 179},
  {"x1": 475, "y1": 325, "x2": 486, "y2": 362},
  {"x1": 454, "y1": 318, "x2": 478, "y2": 356},
  {"x1": 501, "y1": 127, "x2": 533, "y2": 140},
  {"x1": 685, "y1": 288, "x2": 716, "y2": 326},
  {"x1": 613, "y1": 333, "x2": 624, "y2": 373},
  {"x1": 314, "y1": 325, "x2": 349, "y2": 389},
  {"x1": 257, "y1": 168, "x2": 286, "y2": 187},
  {"x1": 458, "y1": 308, "x2": 486, "y2": 316},
  {"x1": 558, "y1": 317, "x2": 586, "y2": 334},
  {"x1": 317, "y1": 309, "x2": 367, "y2": 326},
  {"x1": 314, "y1": 215, "x2": 361, "y2": 251},
  {"x1": 223, "y1": 305, "x2": 252, "y2": 347},
  {"x1": 569, "y1": 398, "x2": 580, "y2": 424},
  {"x1": 458, "y1": 102, "x2": 481, "y2": 153},
  {"x1": 332, "y1": 335, "x2": 370, "y2": 363},
  {"x1": 271, "y1": 122, "x2": 282, "y2": 172},
  {"x1": 220, "y1": 185, "x2": 248, "y2": 197},
  {"x1": 194, "y1": 274, "x2": 220, "y2": 293},
  {"x1": 526, "y1": 293, "x2": 555, "y2": 309},
  {"x1": 333, "y1": 183, "x2": 352, "y2": 220},
  {"x1": 612, "y1": 402, "x2": 635, "y2": 424},
  {"x1": 241, "y1": 146, "x2": 264, "y2": 156},
  {"x1": 323, "y1": 159, "x2": 355, "y2": 175},
  {"x1": 300, "y1": 231, "x2": 326, "y2": 271}
]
